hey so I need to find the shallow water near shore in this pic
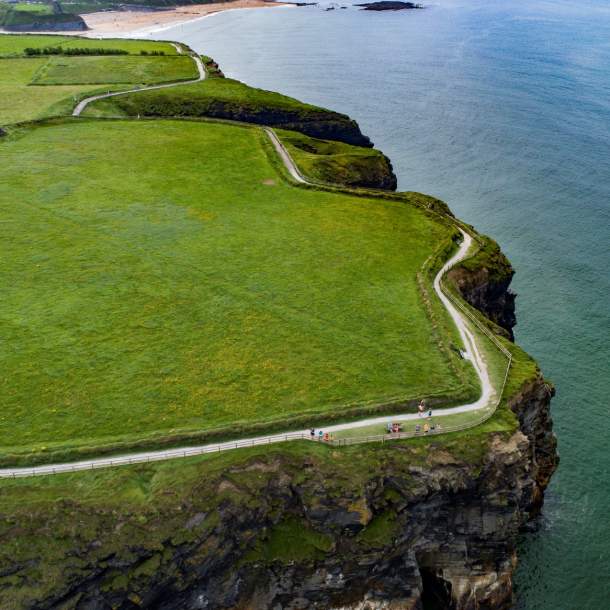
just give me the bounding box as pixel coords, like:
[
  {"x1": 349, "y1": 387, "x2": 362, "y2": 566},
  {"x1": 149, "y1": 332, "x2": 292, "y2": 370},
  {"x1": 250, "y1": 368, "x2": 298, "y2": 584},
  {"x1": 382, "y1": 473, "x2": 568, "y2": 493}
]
[{"x1": 152, "y1": 1, "x2": 609, "y2": 607}]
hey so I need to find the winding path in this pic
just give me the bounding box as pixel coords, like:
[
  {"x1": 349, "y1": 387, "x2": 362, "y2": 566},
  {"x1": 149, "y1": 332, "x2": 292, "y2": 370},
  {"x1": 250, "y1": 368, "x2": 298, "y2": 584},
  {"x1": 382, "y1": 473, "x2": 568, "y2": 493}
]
[
  {"x1": 0, "y1": 70, "x2": 497, "y2": 479},
  {"x1": 72, "y1": 51, "x2": 206, "y2": 117}
]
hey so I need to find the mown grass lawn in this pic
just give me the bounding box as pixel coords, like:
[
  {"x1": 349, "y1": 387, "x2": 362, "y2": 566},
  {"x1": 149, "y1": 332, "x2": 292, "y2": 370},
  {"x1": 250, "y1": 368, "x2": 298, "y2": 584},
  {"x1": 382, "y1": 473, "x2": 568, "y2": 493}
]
[
  {"x1": 0, "y1": 119, "x2": 475, "y2": 456},
  {"x1": 0, "y1": 33, "x2": 178, "y2": 57},
  {"x1": 30, "y1": 54, "x2": 197, "y2": 85}
]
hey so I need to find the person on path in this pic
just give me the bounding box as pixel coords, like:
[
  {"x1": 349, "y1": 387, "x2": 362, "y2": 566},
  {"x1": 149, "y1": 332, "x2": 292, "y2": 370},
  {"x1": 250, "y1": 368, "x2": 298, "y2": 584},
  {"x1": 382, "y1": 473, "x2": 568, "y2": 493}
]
[
  {"x1": 424, "y1": 423, "x2": 429, "y2": 434},
  {"x1": 310, "y1": 428, "x2": 315, "y2": 440},
  {"x1": 318, "y1": 430, "x2": 323, "y2": 441}
]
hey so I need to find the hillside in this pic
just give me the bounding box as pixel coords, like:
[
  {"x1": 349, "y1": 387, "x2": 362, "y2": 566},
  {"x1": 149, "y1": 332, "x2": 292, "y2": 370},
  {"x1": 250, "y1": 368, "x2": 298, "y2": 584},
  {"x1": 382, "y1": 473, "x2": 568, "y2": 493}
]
[{"x1": 0, "y1": 33, "x2": 557, "y2": 610}]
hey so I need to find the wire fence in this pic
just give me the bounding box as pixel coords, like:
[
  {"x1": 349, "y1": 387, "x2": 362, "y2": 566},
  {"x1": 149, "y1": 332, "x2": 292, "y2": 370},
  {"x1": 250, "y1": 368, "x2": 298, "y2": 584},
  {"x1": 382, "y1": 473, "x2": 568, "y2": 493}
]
[{"x1": 1, "y1": 432, "x2": 311, "y2": 479}]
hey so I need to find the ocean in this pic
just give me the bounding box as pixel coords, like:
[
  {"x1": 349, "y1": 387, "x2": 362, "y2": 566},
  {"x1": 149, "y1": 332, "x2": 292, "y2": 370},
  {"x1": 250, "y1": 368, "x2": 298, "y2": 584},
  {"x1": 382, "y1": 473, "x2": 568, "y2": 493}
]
[{"x1": 152, "y1": 1, "x2": 610, "y2": 607}]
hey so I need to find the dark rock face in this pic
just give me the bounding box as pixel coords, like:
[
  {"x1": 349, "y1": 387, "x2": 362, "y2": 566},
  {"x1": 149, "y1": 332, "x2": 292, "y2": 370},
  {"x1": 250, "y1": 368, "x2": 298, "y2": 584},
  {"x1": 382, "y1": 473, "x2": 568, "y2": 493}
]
[
  {"x1": 356, "y1": 1, "x2": 424, "y2": 11},
  {"x1": 448, "y1": 238, "x2": 517, "y2": 340},
  {"x1": 202, "y1": 104, "x2": 373, "y2": 148},
  {"x1": 361, "y1": 152, "x2": 397, "y2": 190},
  {"x1": 508, "y1": 378, "x2": 559, "y2": 515}
]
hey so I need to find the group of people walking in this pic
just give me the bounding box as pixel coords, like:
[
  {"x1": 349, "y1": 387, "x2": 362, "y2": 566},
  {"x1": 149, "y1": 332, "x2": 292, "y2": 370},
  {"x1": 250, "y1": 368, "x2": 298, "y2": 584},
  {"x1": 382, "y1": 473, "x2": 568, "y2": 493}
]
[
  {"x1": 415, "y1": 399, "x2": 439, "y2": 435},
  {"x1": 309, "y1": 398, "x2": 441, "y2": 443},
  {"x1": 310, "y1": 428, "x2": 333, "y2": 442}
]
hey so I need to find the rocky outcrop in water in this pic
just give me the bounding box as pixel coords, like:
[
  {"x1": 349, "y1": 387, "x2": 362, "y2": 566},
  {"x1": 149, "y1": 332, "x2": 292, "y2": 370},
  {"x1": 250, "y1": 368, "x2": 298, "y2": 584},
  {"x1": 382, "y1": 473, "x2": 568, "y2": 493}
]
[{"x1": 356, "y1": 1, "x2": 423, "y2": 11}]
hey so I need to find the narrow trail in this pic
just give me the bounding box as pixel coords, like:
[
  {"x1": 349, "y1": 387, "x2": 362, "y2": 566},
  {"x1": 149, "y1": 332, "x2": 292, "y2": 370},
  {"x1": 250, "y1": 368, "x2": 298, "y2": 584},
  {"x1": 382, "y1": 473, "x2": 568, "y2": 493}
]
[
  {"x1": 0, "y1": 78, "x2": 498, "y2": 479},
  {"x1": 72, "y1": 51, "x2": 205, "y2": 117}
]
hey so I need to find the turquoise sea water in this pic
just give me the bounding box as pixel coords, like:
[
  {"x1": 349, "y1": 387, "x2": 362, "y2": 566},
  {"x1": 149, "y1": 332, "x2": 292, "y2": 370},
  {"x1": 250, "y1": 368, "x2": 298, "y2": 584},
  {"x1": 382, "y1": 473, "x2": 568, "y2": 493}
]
[{"x1": 155, "y1": 1, "x2": 610, "y2": 607}]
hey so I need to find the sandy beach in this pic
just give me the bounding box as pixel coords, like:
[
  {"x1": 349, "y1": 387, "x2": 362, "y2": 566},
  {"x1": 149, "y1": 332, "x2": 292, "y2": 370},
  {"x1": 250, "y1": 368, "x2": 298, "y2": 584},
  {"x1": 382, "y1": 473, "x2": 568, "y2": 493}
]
[{"x1": 78, "y1": 1, "x2": 291, "y2": 37}]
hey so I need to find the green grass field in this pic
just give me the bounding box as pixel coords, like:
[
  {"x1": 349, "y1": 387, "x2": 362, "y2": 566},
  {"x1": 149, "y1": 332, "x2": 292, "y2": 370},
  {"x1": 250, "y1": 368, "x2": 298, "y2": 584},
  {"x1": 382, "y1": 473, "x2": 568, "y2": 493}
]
[
  {"x1": 0, "y1": 57, "x2": 112, "y2": 125},
  {"x1": 0, "y1": 40, "x2": 193, "y2": 125},
  {"x1": 30, "y1": 54, "x2": 197, "y2": 85},
  {"x1": 11, "y1": 3, "x2": 54, "y2": 13},
  {"x1": 0, "y1": 33, "x2": 178, "y2": 57},
  {"x1": 0, "y1": 119, "x2": 476, "y2": 460}
]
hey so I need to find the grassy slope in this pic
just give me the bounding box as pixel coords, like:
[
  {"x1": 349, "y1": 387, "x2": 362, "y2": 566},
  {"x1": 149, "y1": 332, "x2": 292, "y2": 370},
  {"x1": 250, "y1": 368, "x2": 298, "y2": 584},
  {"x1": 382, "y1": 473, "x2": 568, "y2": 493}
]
[
  {"x1": 82, "y1": 76, "x2": 372, "y2": 146},
  {"x1": 275, "y1": 128, "x2": 396, "y2": 189},
  {"x1": 0, "y1": 119, "x2": 476, "y2": 461},
  {"x1": 30, "y1": 54, "x2": 197, "y2": 85},
  {"x1": 84, "y1": 77, "x2": 342, "y2": 118},
  {"x1": 11, "y1": 3, "x2": 54, "y2": 14}
]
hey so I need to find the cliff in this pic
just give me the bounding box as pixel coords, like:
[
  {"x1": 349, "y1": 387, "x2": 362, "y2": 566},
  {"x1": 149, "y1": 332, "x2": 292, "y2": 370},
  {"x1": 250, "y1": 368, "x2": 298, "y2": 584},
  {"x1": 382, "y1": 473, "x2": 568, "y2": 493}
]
[
  {"x1": 448, "y1": 235, "x2": 517, "y2": 340},
  {"x1": 0, "y1": 371, "x2": 557, "y2": 610},
  {"x1": 0, "y1": 289, "x2": 558, "y2": 610},
  {"x1": 0, "y1": 211, "x2": 557, "y2": 610},
  {"x1": 0, "y1": 53, "x2": 557, "y2": 607}
]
